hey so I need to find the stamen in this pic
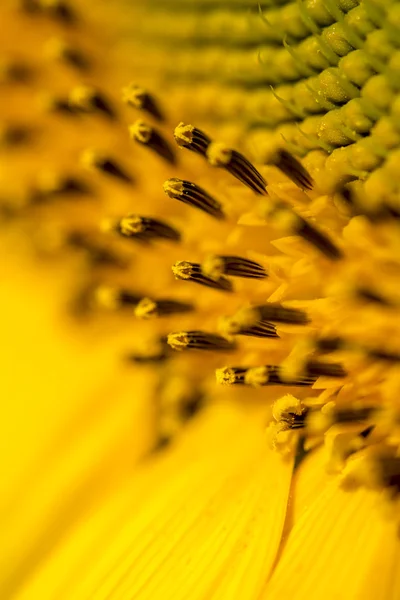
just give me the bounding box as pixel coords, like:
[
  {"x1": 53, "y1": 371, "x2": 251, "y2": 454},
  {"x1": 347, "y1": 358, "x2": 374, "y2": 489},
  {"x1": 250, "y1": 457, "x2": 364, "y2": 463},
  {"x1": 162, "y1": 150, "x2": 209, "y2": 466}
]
[
  {"x1": 116, "y1": 215, "x2": 181, "y2": 243},
  {"x1": 272, "y1": 395, "x2": 308, "y2": 430},
  {"x1": 163, "y1": 178, "x2": 225, "y2": 220},
  {"x1": 267, "y1": 202, "x2": 342, "y2": 260},
  {"x1": 81, "y1": 149, "x2": 132, "y2": 183},
  {"x1": 39, "y1": 0, "x2": 76, "y2": 23},
  {"x1": 92, "y1": 285, "x2": 141, "y2": 310},
  {"x1": 236, "y1": 303, "x2": 309, "y2": 326},
  {"x1": 316, "y1": 337, "x2": 400, "y2": 363},
  {"x1": 0, "y1": 124, "x2": 31, "y2": 147},
  {"x1": 134, "y1": 297, "x2": 194, "y2": 319},
  {"x1": 216, "y1": 365, "x2": 315, "y2": 387},
  {"x1": 274, "y1": 149, "x2": 314, "y2": 191},
  {"x1": 173, "y1": 122, "x2": 211, "y2": 157},
  {"x1": 202, "y1": 255, "x2": 267, "y2": 280},
  {"x1": 172, "y1": 261, "x2": 233, "y2": 292},
  {"x1": 129, "y1": 120, "x2": 175, "y2": 164},
  {"x1": 32, "y1": 172, "x2": 88, "y2": 200},
  {"x1": 356, "y1": 286, "x2": 392, "y2": 306},
  {"x1": 218, "y1": 315, "x2": 279, "y2": 339},
  {"x1": 167, "y1": 331, "x2": 236, "y2": 352},
  {"x1": 45, "y1": 38, "x2": 89, "y2": 70},
  {"x1": 305, "y1": 360, "x2": 347, "y2": 378},
  {"x1": 67, "y1": 233, "x2": 128, "y2": 268},
  {"x1": 207, "y1": 142, "x2": 267, "y2": 195},
  {"x1": 122, "y1": 83, "x2": 164, "y2": 121},
  {"x1": 126, "y1": 338, "x2": 170, "y2": 364},
  {"x1": 69, "y1": 86, "x2": 115, "y2": 118}
]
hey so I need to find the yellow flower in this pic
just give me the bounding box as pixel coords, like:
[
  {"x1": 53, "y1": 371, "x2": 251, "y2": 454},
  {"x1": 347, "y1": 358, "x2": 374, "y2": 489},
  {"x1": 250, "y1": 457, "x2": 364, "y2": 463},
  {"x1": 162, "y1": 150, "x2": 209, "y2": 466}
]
[{"x1": 2, "y1": 0, "x2": 400, "y2": 598}]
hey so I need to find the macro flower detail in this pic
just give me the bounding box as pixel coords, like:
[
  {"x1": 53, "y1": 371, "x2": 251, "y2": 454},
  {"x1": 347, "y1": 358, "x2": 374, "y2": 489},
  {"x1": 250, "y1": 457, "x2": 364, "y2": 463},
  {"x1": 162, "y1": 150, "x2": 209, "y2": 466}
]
[{"x1": 2, "y1": 0, "x2": 400, "y2": 598}]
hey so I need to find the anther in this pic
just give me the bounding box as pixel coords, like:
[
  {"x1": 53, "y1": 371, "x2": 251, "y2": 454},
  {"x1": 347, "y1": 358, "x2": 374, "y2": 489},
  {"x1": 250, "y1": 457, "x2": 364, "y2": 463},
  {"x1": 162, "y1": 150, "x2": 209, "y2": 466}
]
[
  {"x1": 69, "y1": 86, "x2": 115, "y2": 118},
  {"x1": 0, "y1": 124, "x2": 31, "y2": 147},
  {"x1": 172, "y1": 261, "x2": 233, "y2": 292},
  {"x1": 272, "y1": 395, "x2": 308, "y2": 430},
  {"x1": 81, "y1": 149, "x2": 132, "y2": 183},
  {"x1": 216, "y1": 365, "x2": 315, "y2": 387},
  {"x1": 163, "y1": 178, "x2": 225, "y2": 220},
  {"x1": 45, "y1": 38, "x2": 89, "y2": 70},
  {"x1": 236, "y1": 303, "x2": 309, "y2": 327},
  {"x1": 92, "y1": 286, "x2": 141, "y2": 310},
  {"x1": 168, "y1": 331, "x2": 236, "y2": 352},
  {"x1": 218, "y1": 315, "x2": 279, "y2": 339},
  {"x1": 67, "y1": 233, "x2": 129, "y2": 268},
  {"x1": 304, "y1": 360, "x2": 347, "y2": 379},
  {"x1": 39, "y1": 0, "x2": 76, "y2": 23},
  {"x1": 267, "y1": 202, "x2": 342, "y2": 260},
  {"x1": 129, "y1": 120, "x2": 175, "y2": 164},
  {"x1": 202, "y1": 255, "x2": 267, "y2": 280},
  {"x1": 356, "y1": 286, "x2": 392, "y2": 306},
  {"x1": 174, "y1": 122, "x2": 211, "y2": 157},
  {"x1": 122, "y1": 83, "x2": 164, "y2": 121},
  {"x1": 274, "y1": 149, "x2": 314, "y2": 191},
  {"x1": 126, "y1": 338, "x2": 170, "y2": 364},
  {"x1": 0, "y1": 60, "x2": 31, "y2": 83},
  {"x1": 116, "y1": 215, "x2": 181, "y2": 243},
  {"x1": 207, "y1": 142, "x2": 267, "y2": 195},
  {"x1": 134, "y1": 297, "x2": 194, "y2": 319},
  {"x1": 30, "y1": 171, "x2": 89, "y2": 203}
]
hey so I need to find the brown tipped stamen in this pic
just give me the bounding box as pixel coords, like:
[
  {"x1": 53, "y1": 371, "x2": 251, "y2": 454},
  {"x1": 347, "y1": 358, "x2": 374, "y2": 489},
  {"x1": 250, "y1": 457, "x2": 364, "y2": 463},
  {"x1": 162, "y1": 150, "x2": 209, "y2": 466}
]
[
  {"x1": 168, "y1": 331, "x2": 236, "y2": 352},
  {"x1": 134, "y1": 297, "x2": 194, "y2": 319},
  {"x1": 45, "y1": 38, "x2": 89, "y2": 70},
  {"x1": 219, "y1": 315, "x2": 279, "y2": 339},
  {"x1": 0, "y1": 124, "x2": 31, "y2": 147},
  {"x1": 174, "y1": 122, "x2": 211, "y2": 157},
  {"x1": 81, "y1": 149, "x2": 132, "y2": 183},
  {"x1": 216, "y1": 365, "x2": 315, "y2": 387},
  {"x1": 238, "y1": 303, "x2": 309, "y2": 326},
  {"x1": 305, "y1": 360, "x2": 347, "y2": 379},
  {"x1": 207, "y1": 142, "x2": 267, "y2": 195},
  {"x1": 126, "y1": 338, "x2": 170, "y2": 364},
  {"x1": 274, "y1": 149, "x2": 314, "y2": 191},
  {"x1": 172, "y1": 261, "x2": 233, "y2": 292},
  {"x1": 39, "y1": 0, "x2": 76, "y2": 23},
  {"x1": 117, "y1": 215, "x2": 181, "y2": 243},
  {"x1": 356, "y1": 287, "x2": 392, "y2": 307},
  {"x1": 316, "y1": 336, "x2": 400, "y2": 363},
  {"x1": 92, "y1": 285, "x2": 142, "y2": 310},
  {"x1": 67, "y1": 233, "x2": 128, "y2": 268},
  {"x1": 202, "y1": 255, "x2": 267, "y2": 280},
  {"x1": 163, "y1": 178, "x2": 225, "y2": 220},
  {"x1": 69, "y1": 86, "x2": 115, "y2": 118},
  {"x1": 130, "y1": 120, "x2": 175, "y2": 164},
  {"x1": 122, "y1": 84, "x2": 164, "y2": 122},
  {"x1": 31, "y1": 172, "x2": 89, "y2": 201},
  {"x1": 267, "y1": 202, "x2": 342, "y2": 260}
]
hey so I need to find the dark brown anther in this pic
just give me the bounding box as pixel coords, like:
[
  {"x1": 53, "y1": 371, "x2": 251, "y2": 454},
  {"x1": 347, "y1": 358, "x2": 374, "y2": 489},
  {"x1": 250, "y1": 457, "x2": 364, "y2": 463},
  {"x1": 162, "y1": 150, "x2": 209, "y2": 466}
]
[
  {"x1": 0, "y1": 61, "x2": 31, "y2": 84},
  {"x1": 46, "y1": 39, "x2": 89, "y2": 70},
  {"x1": 67, "y1": 233, "x2": 129, "y2": 268},
  {"x1": 116, "y1": 215, "x2": 181, "y2": 243},
  {"x1": 126, "y1": 338, "x2": 170, "y2": 364},
  {"x1": 172, "y1": 261, "x2": 233, "y2": 292},
  {"x1": 81, "y1": 150, "x2": 132, "y2": 183},
  {"x1": 202, "y1": 255, "x2": 267, "y2": 280},
  {"x1": 296, "y1": 216, "x2": 343, "y2": 260},
  {"x1": 216, "y1": 365, "x2": 315, "y2": 387},
  {"x1": 174, "y1": 122, "x2": 211, "y2": 157},
  {"x1": 129, "y1": 120, "x2": 175, "y2": 164},
  {"x1": 167, "y1": 331, "x2": 236, "y2": 352},
  {"x1": 31, "y1": 173, "x2": 89, "y2": 202},
  {"x1": 0, "y1": 124, "x2": 31, "y2": 147},
  {"x1": 122, "y1": 84, "x2": 164, "y2": 122},
  {"x1": 305, "y1": 360, "x2": 347, "y2": 378},
  {"x1": 274, "y1": 149, "x2": 314, "y2": 190},
  {"x1": 315, "y1": 336, "x2": 343, "y2": 353},
  {"x1": 356, "y1": 287, "x2": 392, "y2": 306},
  {"x1": 163, "y1": 178, "x2": 225, "y2": 220},
  {"x1": 218, "y1": 316, "x2": 279, "y2": 339},
  {"x1": 134, "y1": 297, "x2": 194, "y2": 319},
  {"x1": 207, "y1": 142, "x2": 267, "y2": 195},
  {"x1": 239, "y1": 303, "x2": 309, "y2": 326},
  {"x1": 39, "y1": 0, "x2": 76, "y2": 24}
]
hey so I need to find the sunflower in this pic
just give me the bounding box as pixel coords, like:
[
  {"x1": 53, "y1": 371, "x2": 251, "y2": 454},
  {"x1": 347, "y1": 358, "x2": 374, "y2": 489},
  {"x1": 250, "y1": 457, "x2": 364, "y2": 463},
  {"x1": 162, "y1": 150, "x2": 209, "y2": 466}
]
[{"x1": 2, "y1": 0, "x2": 400, "y2": 598}]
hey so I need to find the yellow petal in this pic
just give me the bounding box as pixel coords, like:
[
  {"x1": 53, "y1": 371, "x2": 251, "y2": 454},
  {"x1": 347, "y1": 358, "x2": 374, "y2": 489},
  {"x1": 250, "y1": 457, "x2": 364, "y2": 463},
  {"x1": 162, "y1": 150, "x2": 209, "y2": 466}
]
[{"x1": 263, "y1": 478, "x2": 397, "y2": 599}]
